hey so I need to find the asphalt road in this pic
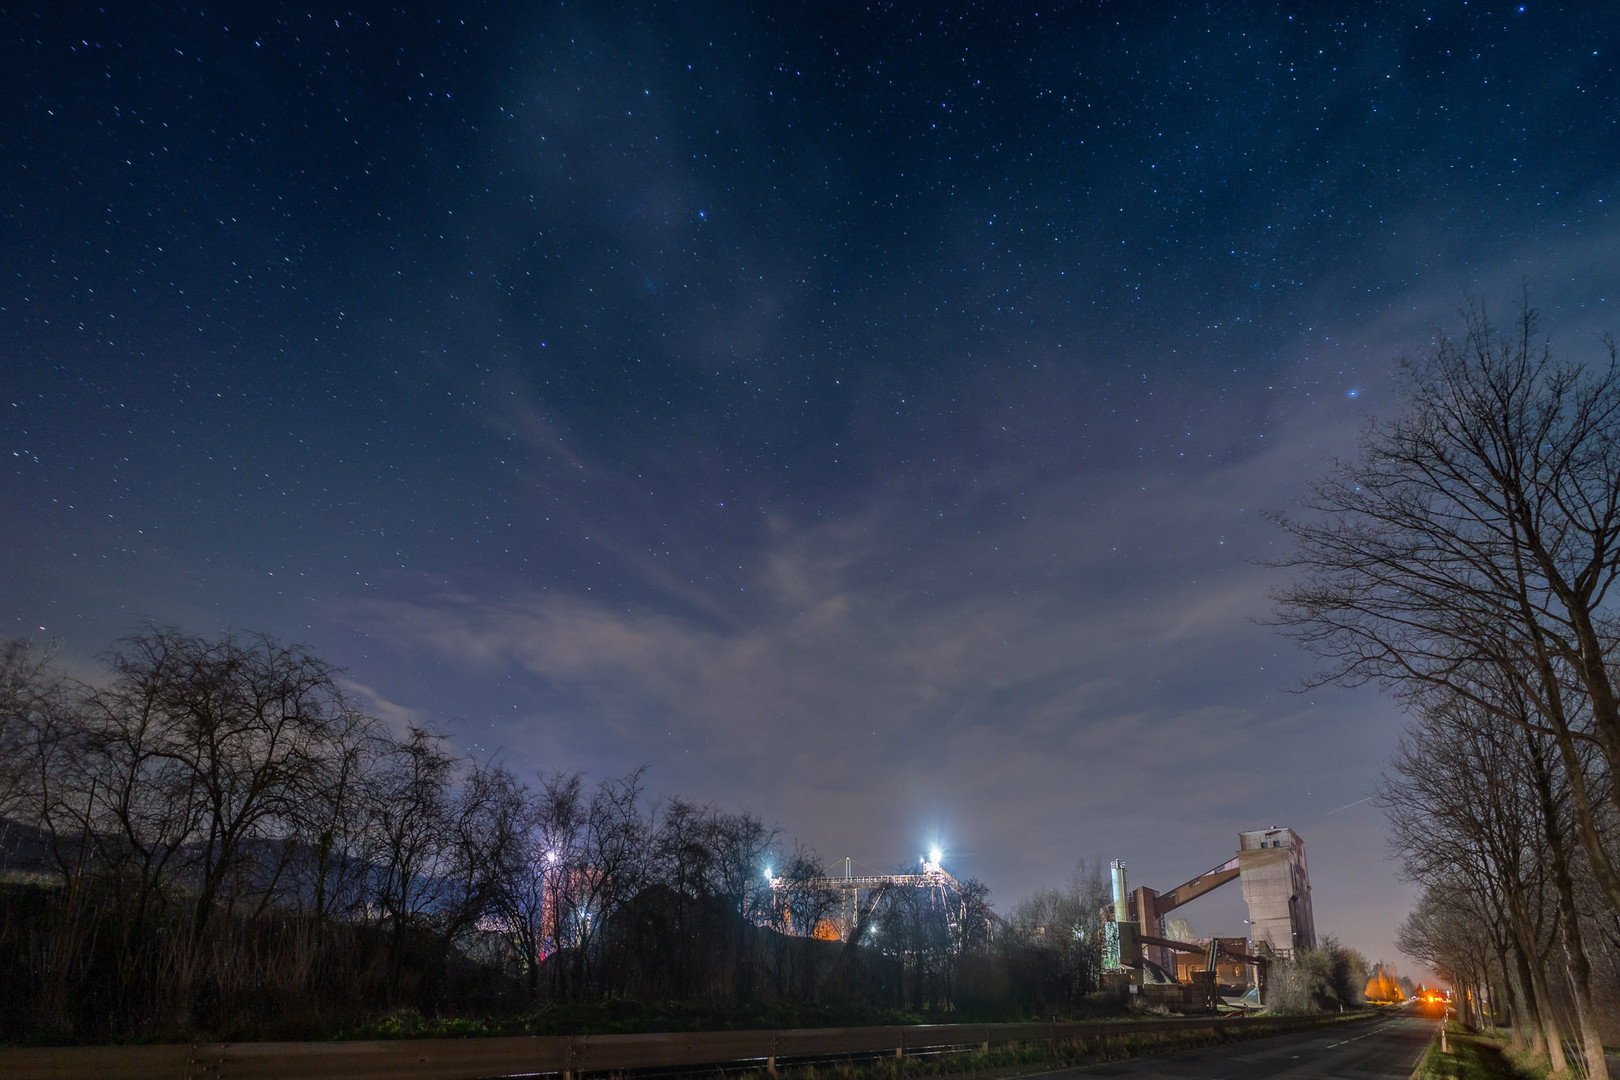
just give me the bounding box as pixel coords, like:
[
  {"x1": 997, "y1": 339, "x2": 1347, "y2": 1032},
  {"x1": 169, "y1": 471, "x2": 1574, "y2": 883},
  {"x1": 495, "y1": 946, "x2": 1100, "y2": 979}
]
[{"x1": 1045, "y1": 1016, "x2": 1436, "y2": 1079}]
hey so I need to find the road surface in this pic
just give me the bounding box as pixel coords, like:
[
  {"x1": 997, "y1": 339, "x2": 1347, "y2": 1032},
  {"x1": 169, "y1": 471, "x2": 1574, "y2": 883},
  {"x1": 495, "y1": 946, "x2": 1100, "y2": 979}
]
[{"x1": 1047, "y1": 1016, "x2": 1435, "y2": 1079}]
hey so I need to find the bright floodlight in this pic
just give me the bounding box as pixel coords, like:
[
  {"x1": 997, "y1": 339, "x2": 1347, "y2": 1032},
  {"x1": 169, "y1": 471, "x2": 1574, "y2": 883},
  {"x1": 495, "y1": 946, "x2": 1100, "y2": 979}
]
[
  {"x1": 929, "y1": 846, "x2": 943, "y2": 865},
  {"x1": 764, "y1": 866, "x2": 773, "y2": 882}
]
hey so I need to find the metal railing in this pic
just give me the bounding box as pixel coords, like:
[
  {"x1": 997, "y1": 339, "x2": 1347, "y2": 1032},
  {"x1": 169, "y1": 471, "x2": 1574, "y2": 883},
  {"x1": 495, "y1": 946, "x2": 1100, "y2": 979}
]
[{"x1": 0, "y1": 1012, "x2": 1350, "y2": 1080}]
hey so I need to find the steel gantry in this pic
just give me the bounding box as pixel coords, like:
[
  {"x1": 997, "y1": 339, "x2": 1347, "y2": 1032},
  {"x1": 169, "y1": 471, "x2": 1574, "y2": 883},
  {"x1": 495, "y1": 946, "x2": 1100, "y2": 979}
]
[{"x1": 770, "y1": 855, "x2": 967, "y2": 942}]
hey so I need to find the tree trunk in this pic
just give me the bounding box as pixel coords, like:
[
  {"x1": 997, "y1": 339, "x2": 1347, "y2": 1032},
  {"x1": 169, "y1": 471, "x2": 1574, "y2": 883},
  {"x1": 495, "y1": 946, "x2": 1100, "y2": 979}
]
[
  {"x1": 1527, "y1": 735, "x2": 1609, "y2": 1079},
  {"x1": 1515, "y1": 619, "x2": 1620, "y2": 915},
  {"x1": 1511, "y1": 939, "x2": 1550, "y2": 1060},
  {"x1": 1496, "y1": 951, "x2": 1526, "y2": 1050},
  {"x1": 1522, "y1": 941, "x2": 1568, "y2": 1073}
]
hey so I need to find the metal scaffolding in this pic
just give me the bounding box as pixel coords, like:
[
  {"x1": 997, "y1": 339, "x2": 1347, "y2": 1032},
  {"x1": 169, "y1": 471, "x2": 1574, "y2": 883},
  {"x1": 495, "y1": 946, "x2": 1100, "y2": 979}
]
[{"x1": 770, "y1": 856, "x2": 966, "y2": 941}]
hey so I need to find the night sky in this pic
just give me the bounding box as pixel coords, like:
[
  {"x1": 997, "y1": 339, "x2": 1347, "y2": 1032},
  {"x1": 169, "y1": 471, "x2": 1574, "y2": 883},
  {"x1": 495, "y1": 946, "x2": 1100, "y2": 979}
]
[{"x1": 5, "y1": 2, "x2": 1618, "y2": 970}]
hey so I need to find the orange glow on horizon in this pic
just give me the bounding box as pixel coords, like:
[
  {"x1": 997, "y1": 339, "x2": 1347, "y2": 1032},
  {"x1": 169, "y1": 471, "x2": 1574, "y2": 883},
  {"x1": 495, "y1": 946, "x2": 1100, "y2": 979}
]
[{"x1": 1365, "y1": 968, "x2": 1405, "y2": 1003}]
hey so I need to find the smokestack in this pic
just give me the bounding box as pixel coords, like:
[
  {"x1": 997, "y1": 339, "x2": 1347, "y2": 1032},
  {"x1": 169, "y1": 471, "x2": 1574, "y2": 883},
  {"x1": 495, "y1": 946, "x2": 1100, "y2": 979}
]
[{"x1": 1110, "y1": 859, "x2": 1140, "y2": 972}]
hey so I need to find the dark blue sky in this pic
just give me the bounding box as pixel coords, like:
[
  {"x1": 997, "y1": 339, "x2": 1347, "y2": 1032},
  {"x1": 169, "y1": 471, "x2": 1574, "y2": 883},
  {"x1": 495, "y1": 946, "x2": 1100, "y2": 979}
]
[{"x1": 5, "y1": 2, "x2": 1617, "y2": 969}]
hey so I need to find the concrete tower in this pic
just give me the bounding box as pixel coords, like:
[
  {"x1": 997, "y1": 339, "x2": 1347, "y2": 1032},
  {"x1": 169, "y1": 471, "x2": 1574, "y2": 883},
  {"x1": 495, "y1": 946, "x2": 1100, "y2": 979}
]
[{"x1": 1237, "y1": 827, "x2": 1315, "y2": 959}]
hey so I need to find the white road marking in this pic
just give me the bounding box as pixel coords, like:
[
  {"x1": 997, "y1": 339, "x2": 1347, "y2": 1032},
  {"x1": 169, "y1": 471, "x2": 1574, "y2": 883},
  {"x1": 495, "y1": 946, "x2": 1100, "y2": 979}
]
[{"x1": 1325, "y1": 1021, "x2": 1394, "y2": 1049}]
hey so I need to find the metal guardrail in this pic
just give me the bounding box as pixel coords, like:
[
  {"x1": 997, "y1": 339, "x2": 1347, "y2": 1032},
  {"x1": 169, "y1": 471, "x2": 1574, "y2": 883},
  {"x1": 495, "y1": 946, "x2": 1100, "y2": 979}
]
[{"x1": 0, "y1": 1013, "x2": 1345, "y2": 1080}]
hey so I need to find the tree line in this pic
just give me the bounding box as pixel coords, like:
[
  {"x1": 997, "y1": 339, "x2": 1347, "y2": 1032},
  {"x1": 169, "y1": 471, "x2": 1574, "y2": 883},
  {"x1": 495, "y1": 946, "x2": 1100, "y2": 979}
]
[
  {"x1": 0, "y1": 628, "x2": 1119, "y2": 1042},
  {"x1": 1275, "y1": 296, "x2": 1620, "y2": 1077}
]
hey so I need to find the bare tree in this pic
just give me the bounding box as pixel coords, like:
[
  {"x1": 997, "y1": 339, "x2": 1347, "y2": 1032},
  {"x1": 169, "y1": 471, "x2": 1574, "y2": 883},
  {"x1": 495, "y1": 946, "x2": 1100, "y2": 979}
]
[
  {"x1": 566, "y1": 768, "x2": 649, "y2": 996},
  {"x1": 289, "y1": 701, "x2": 388, "y2": 928},
  {"x1": 1382, "y1": 686, "x2": 1577, "y2": 1068},
  {"x1": 1274, "y1": 298, "x2": 1620, "y2": 920},
  {"x1": 779, "y1": 844, "x2": 841, "y2": 939},
  {"x1": 533, "y1": 769, "x2": 586, "y2": 994},
  {"x1": 1002, "y1": 858, "x2": 1112, "y2": 1015},
  {"x1": 1398, "y1": 884, "x2": 1498, "y2": 1029},
  {"x1": 443, "y1": 759, "x2": 531, "y2": 942},
  {"x1": 0, "y1": 639, "x2": 64, "y2": 821},
  {"x1": 1518, "y1": 713, "x2": 1609, "y2": 1075},
  {"x1": 481, "y1": 768, "x2": 550, "y2": 991},
  {"x1": 365, "y1": 724, "x2": 457, "y2": 1000},
  {"x1": 777, "y1": 843, "x2": 841, "y2": 998},
  {"x1": 76, "y1": 631, "x2": 362, "y2": 941},
  {"x1": 9, "y1": 627, "x2": 1088, "y2": 1036}
]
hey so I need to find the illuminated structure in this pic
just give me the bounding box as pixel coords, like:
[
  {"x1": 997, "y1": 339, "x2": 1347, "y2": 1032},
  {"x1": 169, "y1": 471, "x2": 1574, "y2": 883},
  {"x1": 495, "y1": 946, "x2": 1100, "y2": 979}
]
[
  {"x1": 769, "y1": 850, "x2": 971, "y2": 942},
  {"x1": 1102, "y1": 828, "x2": 1316, "y2": 1005}
]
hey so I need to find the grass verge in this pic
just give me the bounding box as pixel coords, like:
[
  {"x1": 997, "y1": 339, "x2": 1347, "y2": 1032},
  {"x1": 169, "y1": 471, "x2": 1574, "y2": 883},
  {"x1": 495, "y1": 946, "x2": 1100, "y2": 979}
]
[
  {"x1": 342, "y1": 1001, "x2": 935, "y2": 1040},
  {"x1": 1412, "y1": 1022, "x2": 1526, "y2": 1080},
  {"x1": 339, "y1": 997, "x2": 1232, "y2": 1041}
]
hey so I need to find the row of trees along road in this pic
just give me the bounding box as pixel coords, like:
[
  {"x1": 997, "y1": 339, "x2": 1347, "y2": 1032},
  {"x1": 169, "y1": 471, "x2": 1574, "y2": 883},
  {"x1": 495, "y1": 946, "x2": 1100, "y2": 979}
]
[
  {"x1": 0, "y1": 628, "x2": 1116, "y2": 1041},
  {"x1": 1275, "y1": 297, "x2": 1620, "y2": 1078}
]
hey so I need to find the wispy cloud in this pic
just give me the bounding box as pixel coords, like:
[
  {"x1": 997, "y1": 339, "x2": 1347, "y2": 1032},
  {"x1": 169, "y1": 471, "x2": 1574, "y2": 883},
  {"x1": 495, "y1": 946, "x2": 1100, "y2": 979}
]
[{"x1": 346, "y1": 420, "x2": 1367, "y2": 883}]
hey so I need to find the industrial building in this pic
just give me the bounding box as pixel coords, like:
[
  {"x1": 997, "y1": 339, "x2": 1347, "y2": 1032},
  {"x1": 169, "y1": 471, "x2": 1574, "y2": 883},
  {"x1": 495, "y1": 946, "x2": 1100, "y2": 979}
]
[
  {"x1": 1103, "y1": 827, "x2": 1317, "y2": 1007},
  {"x1": 1236, "y1": 827, "x2": 1316, "y2": 959}
]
